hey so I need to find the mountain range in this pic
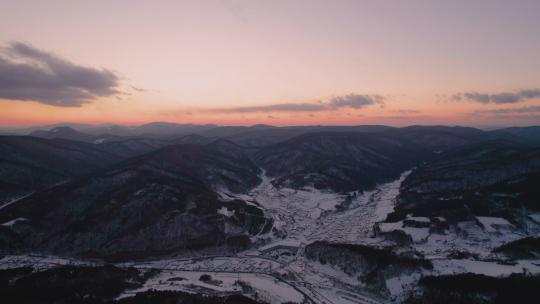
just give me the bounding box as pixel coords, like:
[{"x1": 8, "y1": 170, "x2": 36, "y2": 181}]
[{"x1": 1, "y1": 123, "x2": 540, "y2": 303}]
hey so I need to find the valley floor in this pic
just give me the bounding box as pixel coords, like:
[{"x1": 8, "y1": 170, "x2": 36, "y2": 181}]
[{"x1": 2, "y1": 171, "x2": 540, "y2": 303}]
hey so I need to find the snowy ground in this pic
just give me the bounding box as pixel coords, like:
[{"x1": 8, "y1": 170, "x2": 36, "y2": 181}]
[
  {"x1": 378, "y1": 215, "x2": 536, "y2": 260},
  {"x1": 0, "y1": 254, "x2": 101, "y2": 271},
  {"x1": 218, "y1": 170, "x2": 540, "y2": 303},
  {"x1": 432, "y1": 259, "x2": 540, "y2": 276},
  {"x1": 305, "y1": 171, "x2": 409, "y2": 244},
  {"x1": 1, "y1": 172, "x2": 404, "y2": 304},
  {"x1": 220, "y1": 170, "x2": 410, "y2": 247},
  {"x1": 117, "y1": 270, "x2": 305, "y2": 304},
  {"x1": 117, "y1": 254, "x2": 386, "y2": 304},
  {"x1": 0, "y1": 192, "x2": 34, "y2": 210},
  {"x1": 3, "y1": 170, "x2": 540, "y2": 303},
  {"x1": 216, "y1": 171, "x2": 412, "y2": 303}
]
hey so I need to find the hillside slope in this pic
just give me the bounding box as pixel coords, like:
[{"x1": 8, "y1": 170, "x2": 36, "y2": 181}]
[{"x1": 0, "y1": 144, "x2": 268, "y2": 259}]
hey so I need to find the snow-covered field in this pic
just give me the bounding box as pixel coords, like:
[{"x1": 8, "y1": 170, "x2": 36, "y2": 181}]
[
  {"x1": 117, "y1": 270, "x2": 305, "y2": 304},
  {"x1": 432, "y1": 259, "x2": 540, "y2": 276},
  {"x1": 118, "y1": 254, "x2": 385, "y2": 304},
  {"x1": 378, "y1": 216, "x2": 532, "y2": 259},
  {"x1": 220, "y1": 170, "x2": 411, "y2": 246},
  {"x1": 306, "y1": 171, "x2": 409, "y2": 244},
  {"x1": 224, "y1": 171, "x2": 540, "y2": 303}
]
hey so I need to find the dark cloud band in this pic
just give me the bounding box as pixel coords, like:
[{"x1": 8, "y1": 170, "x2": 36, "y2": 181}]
[
  {"x1": 474, "y1": 105, "x2": 540, "y2": 115},
  {"x1": 0, "y1": 42, "x2": 120, "y2": 107},
  {"x1": 452, "y1": 89, "x2": 540, "y2": 104},
  {"x1": 217, "y1": 94, "x2": 384, "y2": 113}
]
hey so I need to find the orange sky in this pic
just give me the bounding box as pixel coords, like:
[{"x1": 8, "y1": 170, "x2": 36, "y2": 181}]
[{"x1": 1, "y1": 1, "x2": 540, "y2": 127}]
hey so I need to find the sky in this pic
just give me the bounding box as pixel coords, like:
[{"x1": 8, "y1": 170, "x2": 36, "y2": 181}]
[{"x1": 1, "y1": 0, "x2": 540, "y2": 127}]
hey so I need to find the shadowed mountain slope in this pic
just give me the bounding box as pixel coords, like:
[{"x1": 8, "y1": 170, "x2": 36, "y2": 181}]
[
  {"x1": 253, "y1": 132, "x2": 432, "y2": 192},
  {"x1": 0, "y1": 144, "x2": 267, "y2": 259},
  {"x1": 390, "y1": 141, "x2": 540, "y2": 221},
  {"x1": 0, "y1": 136, "x2": 123, "y2": 203}
]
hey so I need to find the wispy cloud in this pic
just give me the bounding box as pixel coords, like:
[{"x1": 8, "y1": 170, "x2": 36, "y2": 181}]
[
  {"x1": 213, "y1": 94, "x2": 384, "y2": 113},
  {"x1": 388, "y1": 109, "x2": 421, "y2": 114},
  {"x1": 372, "y1": 114, "x2": 431, "y2": 120},
  {"x1": 327, "y1": 94, "x2": 384, "y2": 109},
  {"x1": 486, "y1": 114, "x2": 540, "y2": 121},
  {"x1": 219, "y1": 102, "x2": 327, "y2": 113},
  {"x1": 451, "y1": 89, "x2": 540, "y2": 104},
  {"x1": 474, "y1": 105, "x2": 540, "y2": 115},
  {"x1": 0, "y1": 41, "x2": 120, "y2": 107},
  {"x1": 130, "y1": 85, "x2": 146, "y2": 92}
]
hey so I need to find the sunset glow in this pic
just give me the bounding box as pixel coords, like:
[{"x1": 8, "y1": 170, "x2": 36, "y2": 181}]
[{"x1": 1, "y1": 0, "x2": 540, "y2": 127}]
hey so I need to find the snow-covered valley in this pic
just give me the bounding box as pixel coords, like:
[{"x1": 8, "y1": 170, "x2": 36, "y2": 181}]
[{"x1": 2, "y1": 170, "x2": 540, "y2": 304}]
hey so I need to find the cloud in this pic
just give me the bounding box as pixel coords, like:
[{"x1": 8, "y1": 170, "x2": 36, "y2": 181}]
[
  {"x1": 388, "y1": 109, "x2": 421, "y2": 114},
  {"x1": 452, "y1": 89, "x2": 540, "y2": 104},
  {"x1": 373, "y1": 114, "x2": 430, "y2": 120},
  {"x1": 471, "y1": 105, "x2": 540, "y2": 123},
  {"x1": 519, "y1": 89, "x2": 540, "y2": 99},
  {"x1": 130, "y1": 85, "x2": 146, "y2": 92},
  {"x1": 486, "y1": 114, "x2": 540, "y2": 121},
  {"x1": 0, "y1": 41, "x2": 120, "y2": 107},
  {"x1": 327, "y1": 94, "x2": 384, "y2": 109},
  {"x1": 215, "y1": 94, "x2": 384, "y2": 113},
  {"x1": 221, "y1": 102, "x2": 327, "y2": 113},
  {"x1": 474, "y1": 105, "x2": 540, "y2": 115}
]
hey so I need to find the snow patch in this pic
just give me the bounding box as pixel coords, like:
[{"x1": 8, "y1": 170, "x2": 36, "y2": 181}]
[
  {"x1": 118, "y1": 270, "x2": 305, "y2": 304},
  {"x1": 433, "y1": 259, "x2": 540, "y2": 277},
  {"x1": 527, "y1": 213, "x2": 540, "y2": 223},
  {"x1": 1, "y1": 217, "x2": 29, "y2": 227},
  {"x1": 476, "y1": 216, "x2": 514, "y2": 233},
  {"x1": 217, "y1": 207, "x2": 234, "y2": 218},
  {"x1": 386, "y1": 272, "x2": 421, "y2": 299}
]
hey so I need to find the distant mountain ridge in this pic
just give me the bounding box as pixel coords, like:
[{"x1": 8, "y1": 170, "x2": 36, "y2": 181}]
[
  {"x1": 1, "y1": 124, "x2": 540, "y2": 260},
  {"x1": 9, "y1": 122, "x2": 540, "y2": 148}
]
